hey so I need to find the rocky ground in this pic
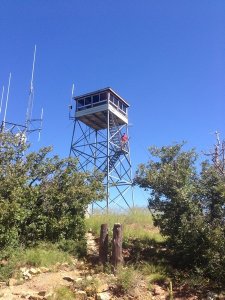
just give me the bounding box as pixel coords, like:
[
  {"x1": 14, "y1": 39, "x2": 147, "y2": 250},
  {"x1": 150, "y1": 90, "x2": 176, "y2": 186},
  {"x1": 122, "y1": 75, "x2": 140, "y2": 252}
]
[
  {"x1": 0, "y1": 234, "x2": 222, "y2": 300},
  {"x1": 0, "y1": 262, "x2": 169, "y2": 300}
]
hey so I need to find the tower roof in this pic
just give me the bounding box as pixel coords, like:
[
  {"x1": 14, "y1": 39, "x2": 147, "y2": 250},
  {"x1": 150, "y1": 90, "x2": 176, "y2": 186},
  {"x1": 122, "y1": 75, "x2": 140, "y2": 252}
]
[{"x1": 74, "y1": 87, "x2": 130, "y2": 107}]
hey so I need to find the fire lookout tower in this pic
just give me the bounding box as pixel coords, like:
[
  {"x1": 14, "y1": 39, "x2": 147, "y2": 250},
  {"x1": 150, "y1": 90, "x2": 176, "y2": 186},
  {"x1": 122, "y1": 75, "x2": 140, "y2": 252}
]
[{"x1": 69, "y1": 87, "x2": 133, "y2": 211}]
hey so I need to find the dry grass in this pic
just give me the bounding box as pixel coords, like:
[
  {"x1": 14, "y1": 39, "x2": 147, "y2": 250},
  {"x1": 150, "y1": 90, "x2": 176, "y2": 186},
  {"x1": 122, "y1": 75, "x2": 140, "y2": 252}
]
[{"x1": 85, "y1": 207, "x2": 164, "y2": 242}]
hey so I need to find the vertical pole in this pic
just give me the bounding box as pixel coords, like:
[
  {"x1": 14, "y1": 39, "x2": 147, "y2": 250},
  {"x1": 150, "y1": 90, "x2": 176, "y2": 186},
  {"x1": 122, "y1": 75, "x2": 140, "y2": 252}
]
[
  {"x1": 112, "y1": 223, "x2": 123, "y2": 270},
  {"x1": 69, "y1": 119, "x2": 76, "y2": 157},
  {"x1": 92, "y1": 129, "x2": 98, "y2": 215},
  {"x1": 26, "y1": 45, "x2": 36, "y2": 131},
  {"x1": 106, "y1": 109, "x2": 110, "y2": 213},
  {"x1": 3, "y1": 73, "x2": 11, "y2": 129},
  {"x1": 0, "y1": 86, "x2": 4, "y2": 115},
  {"x1": 127, "y1": 123, "x2": 134, "y2": 207},
  {"x1": 99, "y1": 224, "x2": 108, "y2": 265}
]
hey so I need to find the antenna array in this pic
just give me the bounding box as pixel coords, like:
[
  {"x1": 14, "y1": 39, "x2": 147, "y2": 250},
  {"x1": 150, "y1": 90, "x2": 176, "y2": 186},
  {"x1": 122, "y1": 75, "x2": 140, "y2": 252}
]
[{"x1": 0, "y1": 46, "x2": 43, "y2": 143}]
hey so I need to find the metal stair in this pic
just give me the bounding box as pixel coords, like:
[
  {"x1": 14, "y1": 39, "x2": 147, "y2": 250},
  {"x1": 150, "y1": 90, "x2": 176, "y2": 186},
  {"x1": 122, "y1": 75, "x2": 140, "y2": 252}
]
[{"x1": 103, "y1": 116, "x2": 127, "y2": 174}]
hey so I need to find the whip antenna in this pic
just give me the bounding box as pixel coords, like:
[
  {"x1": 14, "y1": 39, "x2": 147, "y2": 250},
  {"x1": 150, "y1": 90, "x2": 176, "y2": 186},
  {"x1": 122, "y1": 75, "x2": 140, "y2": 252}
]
[
  {"x1": 0, "y1": 85, "x2": 4, "y2": 115},
  {"x1": 2, "y1": 73, "x2": 12, "y2": 131},
  {"x1": 25, "y1": 45, "x2": 36, "y2": 131}
]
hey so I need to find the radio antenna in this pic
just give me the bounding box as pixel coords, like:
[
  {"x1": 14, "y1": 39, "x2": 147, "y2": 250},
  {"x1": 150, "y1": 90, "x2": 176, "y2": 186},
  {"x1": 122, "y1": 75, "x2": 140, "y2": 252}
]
[
  {"x1": 69, "y1": 83, "x2": 75, "y2": 119},
  {"x1": 0, "y1": 85, "x2": 4, "y2": 115},
  {"x1": 2, "y1": 73, "x2": 12, "y2": 131},
  {"x1": 38, "y1": 107, "x2": 44, "y2": 142},
  {"x1": 25, "y1": 44, "x2": 36, "y2": 131},
  {"x1": 1, "y1": 45, "x2": 43, "y2": 141}
]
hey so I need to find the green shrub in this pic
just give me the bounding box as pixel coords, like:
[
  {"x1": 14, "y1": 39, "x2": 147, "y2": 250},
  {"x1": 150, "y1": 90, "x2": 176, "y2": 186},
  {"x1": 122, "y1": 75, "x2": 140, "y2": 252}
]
[
  {"x1": 0, "y1": 132, "x2": 104, "y2": 250},
  {"x1": 116, "y1": 266, "x2": 141, "y2": 293},
  {"x1": 47, "y1": 286, "x2": 75, "y2": 300},
  {"x1": 57, "y1": 239, "x2": 87, "y2": 258},
  {"x1": 135, "y1": 143, "x2": 225, "y2": 286}
]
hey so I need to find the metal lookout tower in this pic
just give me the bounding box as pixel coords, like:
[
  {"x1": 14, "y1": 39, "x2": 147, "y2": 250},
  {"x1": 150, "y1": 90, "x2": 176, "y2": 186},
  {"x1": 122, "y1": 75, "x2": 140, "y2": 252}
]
[{"x1": 69, "y1": 87, "x2": 133, "y2": 211}]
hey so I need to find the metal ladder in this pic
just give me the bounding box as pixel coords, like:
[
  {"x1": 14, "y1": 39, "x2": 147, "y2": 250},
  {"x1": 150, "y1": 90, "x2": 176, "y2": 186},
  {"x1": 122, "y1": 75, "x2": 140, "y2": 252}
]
[{"x1": 103, "y1": 116, "x2": 126, "y2": 174}]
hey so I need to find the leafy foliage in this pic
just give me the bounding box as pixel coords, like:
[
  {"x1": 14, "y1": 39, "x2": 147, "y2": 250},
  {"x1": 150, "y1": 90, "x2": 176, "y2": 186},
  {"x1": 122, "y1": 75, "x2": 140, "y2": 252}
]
[
  {"x1": 0, "y1": 132, "x2": 104, "y2": 251},
  {"x1": 135, "y1": 143, "x2": 225, "y2": 286}
]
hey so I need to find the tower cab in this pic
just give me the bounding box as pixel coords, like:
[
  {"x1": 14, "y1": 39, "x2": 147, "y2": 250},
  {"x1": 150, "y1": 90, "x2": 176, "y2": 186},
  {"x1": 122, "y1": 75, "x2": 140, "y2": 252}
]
[{"x1": 74, "y1": 87, "x2": 129, "y2": 130}]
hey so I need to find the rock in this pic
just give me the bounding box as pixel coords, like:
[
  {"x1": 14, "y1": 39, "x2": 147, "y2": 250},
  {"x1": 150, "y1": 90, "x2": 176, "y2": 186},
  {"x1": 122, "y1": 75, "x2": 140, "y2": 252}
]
[
  {"x1": 29, "y1": 268, "x2": 39, "y2": 275},
  {"x1": 75, "y1": 277, "x2": 83, "y2": 284},
  {"x1": 38, "y1": 290, "x2": 46, "y2": 296},
  {"x1": 75, "y1": 290, "x2": 87, "y2": 300},
  {"x1": 21, "y1": 292, "x2": 30, "y2": 298},
  {"x1": 206, "y1": 292, "x2": 218, "y2": 300},
  {"x1": 20, "y1": 292, "x2": 43, "y2": 300},
  {"x1": 153, "y1": 285, "x2": 164, "y2": 296},
  {"x1": 63, "y1": 276, "x2": 75, "y2": 282},
  {"x1": 72, "y1": 258, "x2": 78, "y2": 265},
  {"x1": 20, "y1": 267, "x2": 27, "y2": 273},
  {"x1": 0, "y1": 259, "x2": 8, "y2": 266},
  {"x1": 39, "y1": 267, "x2": 50, "y2": 273},
  {"x1": 8, "y1": 278, "x2": 19, "y2": 286},
  {"x1": 85, "y1": 286, "x2": 96, "y2": 297},
  {"x1": 45, "y1": 292, "x2": 54, "y2": 299},
  {"x1": 23, "y1": 271, "x2": 32, "y2": 280},
  {"x1": 28, "y1": 294, "x2": 43, "y2": 300},
  {"x1": 0, "y1": 281, "x2": 7, "y2": 287},
  {"x1": 86, "y1": 275, "x2": 92, "y2": 281},
  {"x1": 97, "y1": 283, "x2": 109, "y2": 293},
  {"x1": 77, "y1": 261, "x2": 85, "y2": 270},
  {"x1": 61, "y1": 262, "x2": 70, "y2": 268},
  {"x1": 96, "y1": 292, "x2": 111, "y2": 300}
]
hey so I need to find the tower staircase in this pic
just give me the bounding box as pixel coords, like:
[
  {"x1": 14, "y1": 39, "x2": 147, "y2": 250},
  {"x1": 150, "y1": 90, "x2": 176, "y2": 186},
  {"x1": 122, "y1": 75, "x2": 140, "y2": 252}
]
[{"x1": 103, "y1": 116, "x2": 127, "y2": 174}]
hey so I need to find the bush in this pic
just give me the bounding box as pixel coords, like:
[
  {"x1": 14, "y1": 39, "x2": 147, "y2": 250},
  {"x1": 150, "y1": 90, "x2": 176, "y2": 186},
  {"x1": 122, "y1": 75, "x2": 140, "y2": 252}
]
[
  {"x1": 135, "y1": 143, "x2": 225, "y2": 286},
  {"x1": 47, "y1": 287, "x2": 75, "y2": 300},
  {"x1": 116, "y1": 266, "x2": 141, "y2": 293},
  {"x1": 0, "y1": 132, "x2": 104, "y2": 251},
  {"x1": 57, "y1": 239, "x2": 87, "y2": 258}
]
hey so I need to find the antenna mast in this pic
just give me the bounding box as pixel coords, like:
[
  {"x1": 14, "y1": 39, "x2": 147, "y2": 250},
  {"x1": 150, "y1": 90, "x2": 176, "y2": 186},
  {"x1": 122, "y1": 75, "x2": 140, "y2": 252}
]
[
  {"x1": 25, "y1": 44, "x2": 36, "y2": 132},
  {"x1": 1, "y1": 45, "x2": 43, "y2": 142},
  {"x1": 2, "y1": 73, "x2": 11, "y2": 131},
  {"x1": 0, "y1": 85, "x2": 4, "y2": 115},
  {"x1": 69, "y1": 83, "x2": 74, "y2": 119}
]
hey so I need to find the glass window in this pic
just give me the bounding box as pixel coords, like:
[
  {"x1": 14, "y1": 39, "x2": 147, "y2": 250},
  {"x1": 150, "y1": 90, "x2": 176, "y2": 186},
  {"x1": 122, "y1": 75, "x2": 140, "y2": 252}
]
[
  {"x1": 77, "y1": 99, "x2": 84, "y2": 107},
  {"x1": 85, "y1": 97, "x2": 91, "y2": 105},
  {"x1": 93, "y1": 94, "x2": 99, "y2": 103},
  {"x1": 110, "y1": 93, "x2": 113, "y2": 102},
  {"x1": 113, "y1": 97, "x2": 119, "y2": 106},
  {"x1": 122, "y1": 104, "x2": 127, "y2": 113},
  {"x1": 100, "y1": 92, "x2": 107, "y2": 101},
  {"x1": 119, "y1": 101, "x2": 123, "y2": 110}
]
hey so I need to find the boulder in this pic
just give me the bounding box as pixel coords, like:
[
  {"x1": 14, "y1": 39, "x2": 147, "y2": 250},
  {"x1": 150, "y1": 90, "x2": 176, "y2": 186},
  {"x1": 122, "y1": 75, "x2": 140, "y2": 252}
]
[
  {"x1": 96, "y1": 292, "x2": 111, "y2": 300},
  {"x1": 75, "y1": 290, "x2": 87, "y2": 300}
]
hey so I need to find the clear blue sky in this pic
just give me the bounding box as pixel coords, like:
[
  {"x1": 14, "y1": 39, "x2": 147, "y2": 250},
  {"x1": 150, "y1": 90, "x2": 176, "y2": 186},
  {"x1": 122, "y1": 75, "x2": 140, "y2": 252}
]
[{"x1": 0, "y1": 1, "x2": 225, "y2": 205}]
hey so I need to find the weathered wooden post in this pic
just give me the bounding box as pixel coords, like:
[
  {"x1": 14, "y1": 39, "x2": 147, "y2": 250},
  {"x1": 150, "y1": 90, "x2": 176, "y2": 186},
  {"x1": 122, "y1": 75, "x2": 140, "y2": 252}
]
[
  {"x1": 111, "y1": 223, "x2": 123, "y2": 270},
  {"x1": 99, "y1": 224, "x2": 108, "y2": 265}
]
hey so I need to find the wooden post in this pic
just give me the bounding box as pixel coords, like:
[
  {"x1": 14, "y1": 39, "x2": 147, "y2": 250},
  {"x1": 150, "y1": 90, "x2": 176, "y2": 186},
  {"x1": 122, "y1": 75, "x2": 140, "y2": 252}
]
[
  {"x1": 99, "y1": 224, "x2": 108, "y2": 265},
  {"x1": 111, "y1": 223, "x2": 123, "y2": 270}
]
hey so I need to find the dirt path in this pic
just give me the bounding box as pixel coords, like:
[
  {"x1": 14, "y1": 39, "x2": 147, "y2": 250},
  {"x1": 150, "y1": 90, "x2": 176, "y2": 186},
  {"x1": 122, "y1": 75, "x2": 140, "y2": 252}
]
[
  {"x1": 0, "y1": 233, "x2": 213, "y2": 300},
  {"x1": 0, "y1": 269, "x2": 82, "y2": 299},
  {"x1": 0, "y1": 234, "x2": 98, "y2": 300}
]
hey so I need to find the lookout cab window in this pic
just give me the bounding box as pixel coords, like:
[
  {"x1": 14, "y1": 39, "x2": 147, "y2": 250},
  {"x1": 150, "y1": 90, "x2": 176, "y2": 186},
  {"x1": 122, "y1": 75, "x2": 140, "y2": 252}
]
[
  {"x1": 113, "y1": 97, "x2": 119, "y2": 106},
  {"x1": 100, "y1": 92, "x2": 107, "y2": 101},
  {"x1": 85, "y1": 97, "x2": 91, "y2": 108},
  {"x1": 77, "y1": 99, "x2": 84, "y2": 110},
  {"x1": 122, "y1": 103, "x2": 127, "y2": 113},
  {"x1": 93, "y1": 95, "x2": 99, "y2": 103}
]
